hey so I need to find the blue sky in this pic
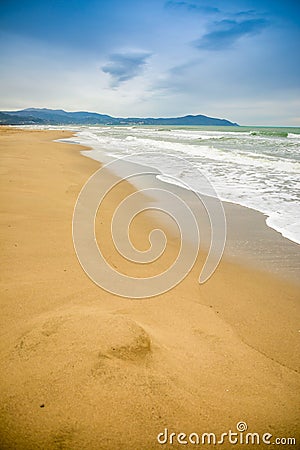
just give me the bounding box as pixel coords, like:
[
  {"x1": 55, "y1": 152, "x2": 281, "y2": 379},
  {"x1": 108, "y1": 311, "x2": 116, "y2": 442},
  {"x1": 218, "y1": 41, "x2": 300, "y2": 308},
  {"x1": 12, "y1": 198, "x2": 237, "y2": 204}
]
[{"x1": 0, "y1": 0, "x2": 299, "y2": 125}]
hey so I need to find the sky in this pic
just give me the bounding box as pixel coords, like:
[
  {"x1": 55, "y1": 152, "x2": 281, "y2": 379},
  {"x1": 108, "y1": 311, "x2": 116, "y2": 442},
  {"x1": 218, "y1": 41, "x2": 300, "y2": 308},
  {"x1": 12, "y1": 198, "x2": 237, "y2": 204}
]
[{"x1": 0, "y1": 0, "x2": 300, "y2": 125}]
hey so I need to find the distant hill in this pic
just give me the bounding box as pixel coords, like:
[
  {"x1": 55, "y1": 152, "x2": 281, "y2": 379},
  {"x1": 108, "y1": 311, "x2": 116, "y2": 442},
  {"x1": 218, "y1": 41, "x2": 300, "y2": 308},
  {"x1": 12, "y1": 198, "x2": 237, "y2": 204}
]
[
  {"x1": 0, "y1": 108, "x2": 239, "y2": 126},
  {"x1": 0, "y1": 111, "x2": 44, "y2": 125}
]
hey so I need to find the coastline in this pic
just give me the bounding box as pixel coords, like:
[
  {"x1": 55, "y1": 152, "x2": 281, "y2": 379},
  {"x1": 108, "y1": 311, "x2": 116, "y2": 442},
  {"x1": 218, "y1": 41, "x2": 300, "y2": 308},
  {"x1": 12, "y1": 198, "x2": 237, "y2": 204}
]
[
  {"x1": 73, "y1": 132, "x2": 300, "y2": 284},
  {"x1": 67, "y1": 124, "x2": 300, "y2": 250},
  {"x1": 0, "y1": 127, "x2": 299, "y2": 449}
]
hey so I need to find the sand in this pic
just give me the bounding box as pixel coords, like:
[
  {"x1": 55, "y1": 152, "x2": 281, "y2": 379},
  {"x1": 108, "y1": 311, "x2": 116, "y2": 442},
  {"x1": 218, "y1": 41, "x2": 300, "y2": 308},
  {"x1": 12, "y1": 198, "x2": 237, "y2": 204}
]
[{"x1": 0, "y1": 127, "x2": 299, "y2": 449}]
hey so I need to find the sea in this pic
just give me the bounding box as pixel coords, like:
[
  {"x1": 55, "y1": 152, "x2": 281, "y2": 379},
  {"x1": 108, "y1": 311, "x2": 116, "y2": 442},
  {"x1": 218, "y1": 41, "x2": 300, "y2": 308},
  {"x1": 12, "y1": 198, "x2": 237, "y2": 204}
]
[{"x1": 29, "y1": 124, "x2": 300, "y2": 246}]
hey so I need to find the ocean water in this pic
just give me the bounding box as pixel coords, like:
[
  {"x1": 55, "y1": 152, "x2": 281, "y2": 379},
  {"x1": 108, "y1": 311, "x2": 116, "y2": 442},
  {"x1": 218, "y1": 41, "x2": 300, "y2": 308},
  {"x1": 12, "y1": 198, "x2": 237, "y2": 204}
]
[
  {"x1": 68, "y1": 125, "x2": 300, "y2": 246},
  {"x1": 29, "y1": 124, "x2": 300, "y2": 245}
]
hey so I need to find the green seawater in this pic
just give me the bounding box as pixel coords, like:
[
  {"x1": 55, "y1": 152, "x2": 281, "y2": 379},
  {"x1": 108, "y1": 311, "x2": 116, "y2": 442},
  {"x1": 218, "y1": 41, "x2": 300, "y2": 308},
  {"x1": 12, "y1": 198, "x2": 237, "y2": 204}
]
[{"x1": 134, "y1": 125, "x2": 300, "y2": 137}]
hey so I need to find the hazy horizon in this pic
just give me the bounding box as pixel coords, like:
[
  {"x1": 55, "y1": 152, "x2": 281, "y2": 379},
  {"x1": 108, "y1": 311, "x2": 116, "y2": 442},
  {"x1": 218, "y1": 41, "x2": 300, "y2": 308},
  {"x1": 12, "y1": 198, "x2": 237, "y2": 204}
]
[{"x1": 3, "y1": 107, "x2": 300, "y2": 128}]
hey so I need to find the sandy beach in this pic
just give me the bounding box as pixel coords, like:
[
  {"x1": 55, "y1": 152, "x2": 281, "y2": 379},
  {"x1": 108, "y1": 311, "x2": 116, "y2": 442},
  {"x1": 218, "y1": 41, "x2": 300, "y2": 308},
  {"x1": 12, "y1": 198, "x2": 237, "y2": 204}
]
[{"x1": 0, "y1": 127, "x2": 299, "y2": 449}]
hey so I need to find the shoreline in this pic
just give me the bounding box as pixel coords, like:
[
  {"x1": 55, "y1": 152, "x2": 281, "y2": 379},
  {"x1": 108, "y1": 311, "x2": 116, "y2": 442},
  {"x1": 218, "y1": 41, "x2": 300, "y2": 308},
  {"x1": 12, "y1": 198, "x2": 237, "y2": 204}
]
[
  {"x1": 70, "y1": 133, "x2": 300, "y2": 285},
  {"x1": 15, "y1": 124, "x2": 300, "y2": 248},
  {"x1": 0, "y1": 127, "x2": 299, "y2": 449},
  {"x1": 64, "y1": 124, "x2": 300, "y2": 249}
]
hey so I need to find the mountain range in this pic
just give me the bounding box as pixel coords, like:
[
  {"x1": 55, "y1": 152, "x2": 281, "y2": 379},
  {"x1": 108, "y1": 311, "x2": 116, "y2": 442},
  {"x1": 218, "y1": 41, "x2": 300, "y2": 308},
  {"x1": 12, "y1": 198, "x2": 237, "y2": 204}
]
[{"x1": 0, "y1": 108, "x2": 239, "y2": 126}]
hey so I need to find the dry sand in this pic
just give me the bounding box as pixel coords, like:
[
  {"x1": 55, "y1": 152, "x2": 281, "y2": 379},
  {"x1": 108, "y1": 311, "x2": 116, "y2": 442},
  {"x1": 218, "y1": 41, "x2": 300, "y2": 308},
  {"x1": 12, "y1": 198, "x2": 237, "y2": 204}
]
[{"x1": 0, "y1": 127, "x2": 299, "y2": 449}]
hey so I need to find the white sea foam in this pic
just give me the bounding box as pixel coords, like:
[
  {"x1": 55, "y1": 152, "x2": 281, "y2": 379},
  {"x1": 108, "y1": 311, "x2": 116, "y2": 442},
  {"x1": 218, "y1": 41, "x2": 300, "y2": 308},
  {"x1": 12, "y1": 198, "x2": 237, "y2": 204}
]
[
  {"x1": 66, "y1": 125, "x2": 300, "y2": 245},
  {"x1": 46, "y1": 124, "x2": 299, "y2": 245}
]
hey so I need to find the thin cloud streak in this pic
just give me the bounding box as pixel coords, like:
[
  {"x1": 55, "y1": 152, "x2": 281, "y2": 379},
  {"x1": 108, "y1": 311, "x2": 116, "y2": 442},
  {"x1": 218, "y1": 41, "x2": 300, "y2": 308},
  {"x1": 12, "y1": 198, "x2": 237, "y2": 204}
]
[
  {"x1": 165, "y1": 1, "x2": 219, "y2": 14},
  {"x1": 194, "y1": 18, "x2": 268, "y2": 50}
]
